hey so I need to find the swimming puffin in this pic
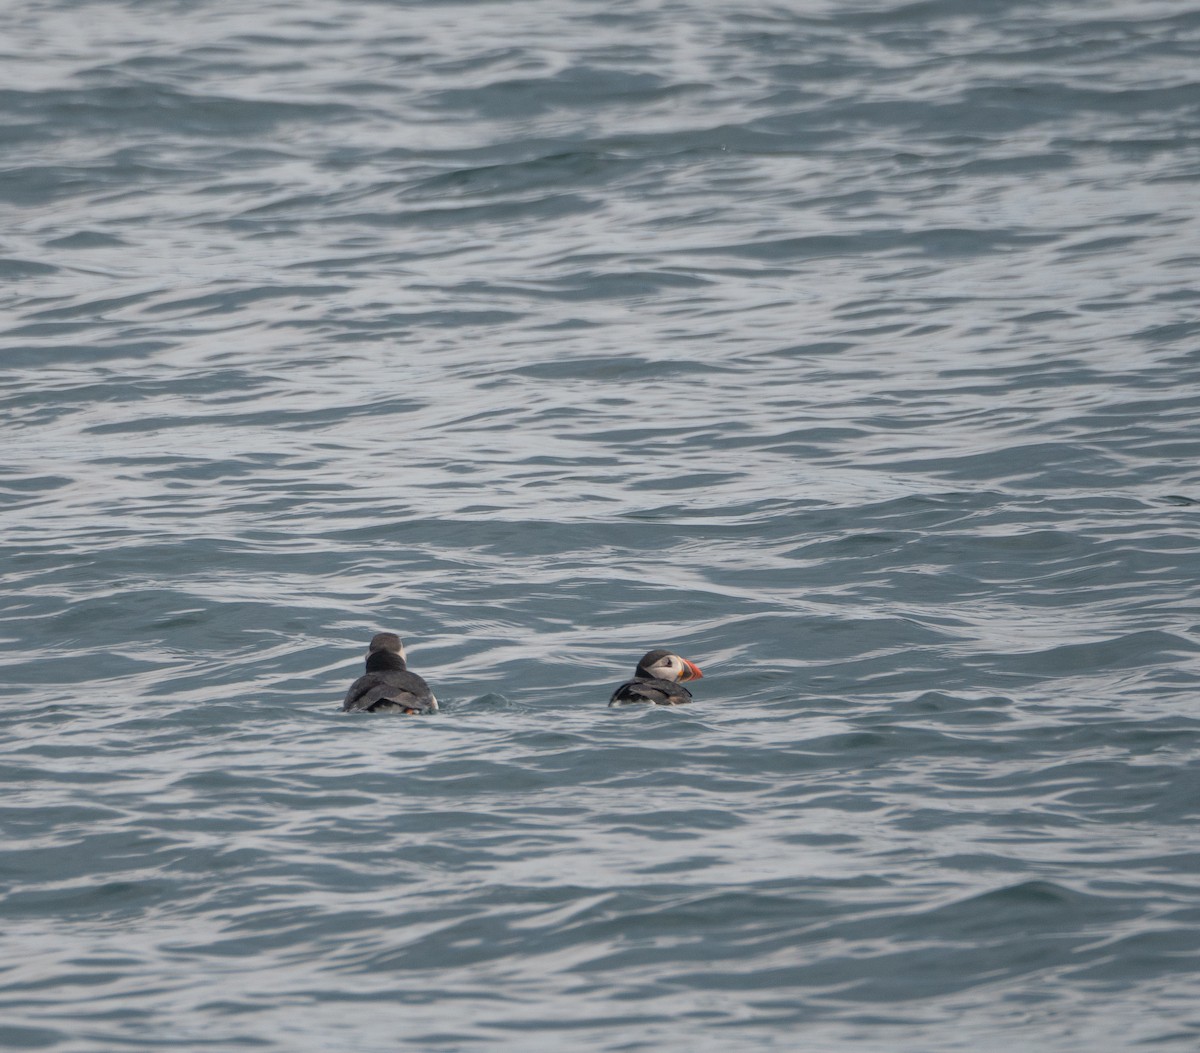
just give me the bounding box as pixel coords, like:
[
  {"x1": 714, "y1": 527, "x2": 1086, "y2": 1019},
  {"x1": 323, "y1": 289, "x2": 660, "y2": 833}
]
[
  {"x1": 608, "y1": 649, "x2": 704, "y2": 707},
  {"x1": 342, "y1": 632, "x2": 438, "y2": 714}
]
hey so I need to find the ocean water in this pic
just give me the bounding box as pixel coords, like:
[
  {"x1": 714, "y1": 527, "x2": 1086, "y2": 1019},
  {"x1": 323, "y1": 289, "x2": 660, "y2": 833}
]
[{"x1": 2, "y1": 0, "x2": 1200, "y2": 1049}]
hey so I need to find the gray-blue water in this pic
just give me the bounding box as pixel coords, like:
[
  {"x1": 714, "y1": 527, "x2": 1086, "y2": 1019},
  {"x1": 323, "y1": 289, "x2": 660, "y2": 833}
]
[{"x1": 3, "y1": 1, "x2": 1200, "y2": 1049}]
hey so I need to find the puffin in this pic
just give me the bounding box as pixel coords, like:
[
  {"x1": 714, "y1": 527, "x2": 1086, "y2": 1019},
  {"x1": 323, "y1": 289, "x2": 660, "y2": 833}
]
[
  {"x1": 342, "y1": 632, "x2": 438, "y2": 714},
  {"x1": 608, "y1": 649, "x2": 704, "y2": 707}
]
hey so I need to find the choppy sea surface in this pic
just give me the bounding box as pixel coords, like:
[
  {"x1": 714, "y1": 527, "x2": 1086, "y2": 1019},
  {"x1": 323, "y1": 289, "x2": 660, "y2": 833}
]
[{"x1": 3, "y1": 1, "x2": 1200, "y2": 1050}]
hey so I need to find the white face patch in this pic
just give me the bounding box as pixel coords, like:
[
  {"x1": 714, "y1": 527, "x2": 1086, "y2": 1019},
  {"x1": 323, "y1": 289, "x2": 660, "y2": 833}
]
[{"x1": 646, "y1": 654, "x2": 682, "y2": 682}]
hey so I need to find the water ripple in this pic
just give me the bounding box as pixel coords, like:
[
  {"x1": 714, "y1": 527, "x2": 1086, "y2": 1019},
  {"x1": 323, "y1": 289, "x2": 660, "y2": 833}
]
[{"x1": 2, "y1": 1, "x2": 1200, "y2": 1051}]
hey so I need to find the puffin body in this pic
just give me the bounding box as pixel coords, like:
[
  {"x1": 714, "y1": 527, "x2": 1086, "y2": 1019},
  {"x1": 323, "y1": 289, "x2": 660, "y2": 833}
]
[
  {"x1": 342, "y1": 632, "x2": 438, "y2": 714},
  {"x1": 608, "y1": 649, "x2": 704, "y2": 707}
]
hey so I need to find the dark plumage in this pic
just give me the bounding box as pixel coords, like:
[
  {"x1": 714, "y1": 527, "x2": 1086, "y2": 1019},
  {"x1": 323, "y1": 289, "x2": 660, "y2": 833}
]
[
  {"x1": 342, "y1": 632, "x2": 438, "y2": 714},
  {"x1": 608, "y1": 648, "x2": 704, "y2": 707}
]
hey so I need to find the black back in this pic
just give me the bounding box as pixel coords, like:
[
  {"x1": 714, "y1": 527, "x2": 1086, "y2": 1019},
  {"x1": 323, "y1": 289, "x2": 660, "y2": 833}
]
[
  {"x1": 365, "y1": 648, "x2": 407, "y2": 674},
  {"x1": 342, "y1": 637, "x2": 436, "y2": 713},
  {"x1": 609, "y1": 677, "x2": 693, "y2": 707}
]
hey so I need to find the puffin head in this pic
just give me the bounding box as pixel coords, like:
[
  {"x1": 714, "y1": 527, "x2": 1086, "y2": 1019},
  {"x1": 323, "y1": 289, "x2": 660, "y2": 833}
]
[
  {"x1": 367, "y1": 632, "x2": 406, "y2": 662},
  {"x1": 635, "y1": 649, "x2": 704, "y2": 683}
]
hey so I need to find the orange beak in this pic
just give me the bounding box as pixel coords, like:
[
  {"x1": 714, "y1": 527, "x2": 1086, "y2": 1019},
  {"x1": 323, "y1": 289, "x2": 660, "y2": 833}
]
[{"x1": 679, "y1": 658, "x2": 704, "y2": 682}]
